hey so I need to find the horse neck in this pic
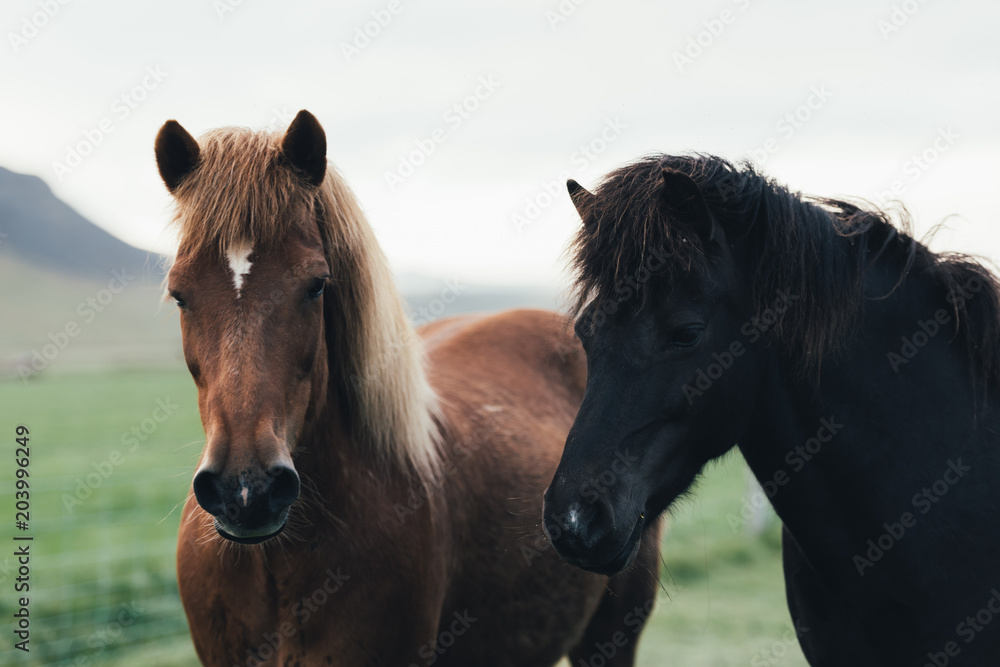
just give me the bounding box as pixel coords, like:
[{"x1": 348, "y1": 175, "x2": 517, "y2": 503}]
[
  {"x1": 287, "y1": 389, "x2": 386, "y2": 532},
  {"x1": 738, "y1": 255, "x2": 992, "y2": 566},
  {"x1": 289, "y1": 323, "x2": 429, "y2": 528}
]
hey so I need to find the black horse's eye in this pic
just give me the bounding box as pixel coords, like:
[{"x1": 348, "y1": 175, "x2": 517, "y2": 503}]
[
  {"x1": 306, "y1": 278, "x2": 327, "y2": 300},
  {"x1": 170, "y1": 291, "x2": 187, "y2": 309},
  {"x1": 669, "y1": 324, "x2": 705, "y2": 349}
]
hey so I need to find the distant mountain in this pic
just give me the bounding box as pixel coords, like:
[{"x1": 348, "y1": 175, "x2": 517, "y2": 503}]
[
  {"x1": 394, "y1": 271, "x2": 563, "y2": 317},
  {"x1": 0, "y1": 166, "x2": 565, "y2": 379},
  {"x1": 0, "y1": 166, "x2": 161, "y2": 281}
]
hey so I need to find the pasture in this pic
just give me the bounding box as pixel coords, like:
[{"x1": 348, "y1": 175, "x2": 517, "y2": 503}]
[{"x1": 1, "y1": 367, "x2": 806, "y2": 666}]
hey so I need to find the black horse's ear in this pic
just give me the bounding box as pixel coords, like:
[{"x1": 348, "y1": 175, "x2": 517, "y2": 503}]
[
  {"x1": 282, "y1": 110, "x2": 327, "y2": 187},
  {"x1": 567, "y1": 179, "x2": 596, "y2": 224},
  {"x1": 661, "y1": 168, "x2": 719, "y2": 244},
  {"x1": 155, "y1": 120, "x2": 200, "y2": 193}
]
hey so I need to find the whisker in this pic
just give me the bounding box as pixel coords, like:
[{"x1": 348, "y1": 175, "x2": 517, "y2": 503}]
[
  {"x1": 157, "y1": 502, "x2": 184, "y2": 525},
  {"x1": 173, "y1": 439, "x2": 206, "y2": 453}
]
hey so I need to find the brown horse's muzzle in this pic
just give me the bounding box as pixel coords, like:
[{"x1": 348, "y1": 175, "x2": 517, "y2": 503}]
[{"x1": 192, "y1": 463, "x2": 300, "y2": 544}]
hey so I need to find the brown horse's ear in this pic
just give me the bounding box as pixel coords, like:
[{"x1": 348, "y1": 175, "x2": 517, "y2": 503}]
[
  {"x1": 661, "y1": 168, "x2": 719, "y2": 244},
  {"x1": 282, "y1": 110, "x2": 327, "y2": 187},
  {"x1": 567, "y1": 179, "x2": 596, "y2": 222},
  {"x1": 155, "y1": 120, "x2": 200, "y2": 193}
]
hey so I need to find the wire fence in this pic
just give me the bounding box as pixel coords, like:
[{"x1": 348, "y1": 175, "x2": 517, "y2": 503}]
[{"x1": 1, "y1": 471, "x2": 194, "y2": 666}]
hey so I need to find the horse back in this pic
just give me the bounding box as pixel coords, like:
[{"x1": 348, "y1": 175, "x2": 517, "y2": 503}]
[
  {"x1": 419, "y1": 309, "x2": 610, "y2": 665},
  {"x1": 421, "y1": 308, "x2": 587, "y2": 489},
  {"x1": 421, "y1": 307, "x2": 586, "y2": 420}
]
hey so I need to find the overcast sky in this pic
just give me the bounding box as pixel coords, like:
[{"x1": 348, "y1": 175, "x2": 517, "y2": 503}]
[{"x1": 2, "y1": 0, "x2": 998, "y2": 288}]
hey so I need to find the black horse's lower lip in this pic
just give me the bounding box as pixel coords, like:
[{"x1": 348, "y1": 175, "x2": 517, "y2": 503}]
[
  {"x1": 214, "y1": 520, "x2": 286, "y2": 545},
  {"x1": 573, "y1": 515, "x2": 646, "y2": 576}
]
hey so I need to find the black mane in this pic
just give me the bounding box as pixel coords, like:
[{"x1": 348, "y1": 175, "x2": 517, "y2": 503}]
[{"x1": 569, "y1": 154, "x2": 1000, "y2": 386}]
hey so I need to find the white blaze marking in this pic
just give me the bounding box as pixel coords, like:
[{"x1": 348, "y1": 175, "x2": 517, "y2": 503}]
[
  {"x1": 226, "y1": 244, "x2": 253, "y2": 295},
  {"x1": 240, "y1": 486, "x2": 249, "y2": 506}
]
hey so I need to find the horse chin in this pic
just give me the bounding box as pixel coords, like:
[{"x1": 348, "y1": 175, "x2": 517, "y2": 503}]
[{"x1": 213, "y1": 517, "x2": 287, "y2": 545}]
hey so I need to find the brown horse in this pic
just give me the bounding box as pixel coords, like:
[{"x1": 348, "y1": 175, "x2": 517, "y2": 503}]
[{"x1": 154, "y1": 111, "x2": 661, "y2": 666}]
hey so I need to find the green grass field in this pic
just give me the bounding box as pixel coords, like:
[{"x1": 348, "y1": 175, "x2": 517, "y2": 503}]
[{"x1": 1, "y1": 368, "x2": 806, "y2": 666}]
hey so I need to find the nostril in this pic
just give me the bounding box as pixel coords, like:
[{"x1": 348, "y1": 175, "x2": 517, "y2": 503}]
[
  {"x1": 268, "y1": 466, "x2": 300, "y2": 513},
  {"x1": 578, "y1": 497, "x2": 615, "y2": 546},
  {"x1": 193, "y1": 469, "x2": 224, "y2": 516},
  {"x1": 546, "y1": 493, "x2": 616, "y2": 551}
]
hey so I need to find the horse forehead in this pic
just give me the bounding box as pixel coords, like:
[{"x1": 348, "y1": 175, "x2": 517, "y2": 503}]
[
  {"x1": 225, "y1": 243, "x2": 254, "y2": 295},
  {"x1": 222, "y1": 241, "x2": 321, "y2": 293}
]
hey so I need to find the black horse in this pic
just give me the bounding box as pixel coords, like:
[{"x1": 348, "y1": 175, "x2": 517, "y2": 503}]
[{"x1": 543, "y1": 154, "x2": 1000, "y2": 665}]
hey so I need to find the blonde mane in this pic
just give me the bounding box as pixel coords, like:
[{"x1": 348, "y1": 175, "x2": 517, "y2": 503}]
[{"x1": 169, "y1": 127, "x2": 442, "y2": 482}]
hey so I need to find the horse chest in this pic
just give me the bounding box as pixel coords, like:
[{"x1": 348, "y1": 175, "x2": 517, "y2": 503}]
[{"x1": 180, "y1": 525, "x2": 441, "y2": 666}]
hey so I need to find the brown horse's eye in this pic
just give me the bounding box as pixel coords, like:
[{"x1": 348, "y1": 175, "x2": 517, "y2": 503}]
[
  {"x1": 306, "y1": 278, "x2": 326, "y2": 300},
  {"x1": 170, "y1": 291, "x2": 188, "y2": 309}
]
